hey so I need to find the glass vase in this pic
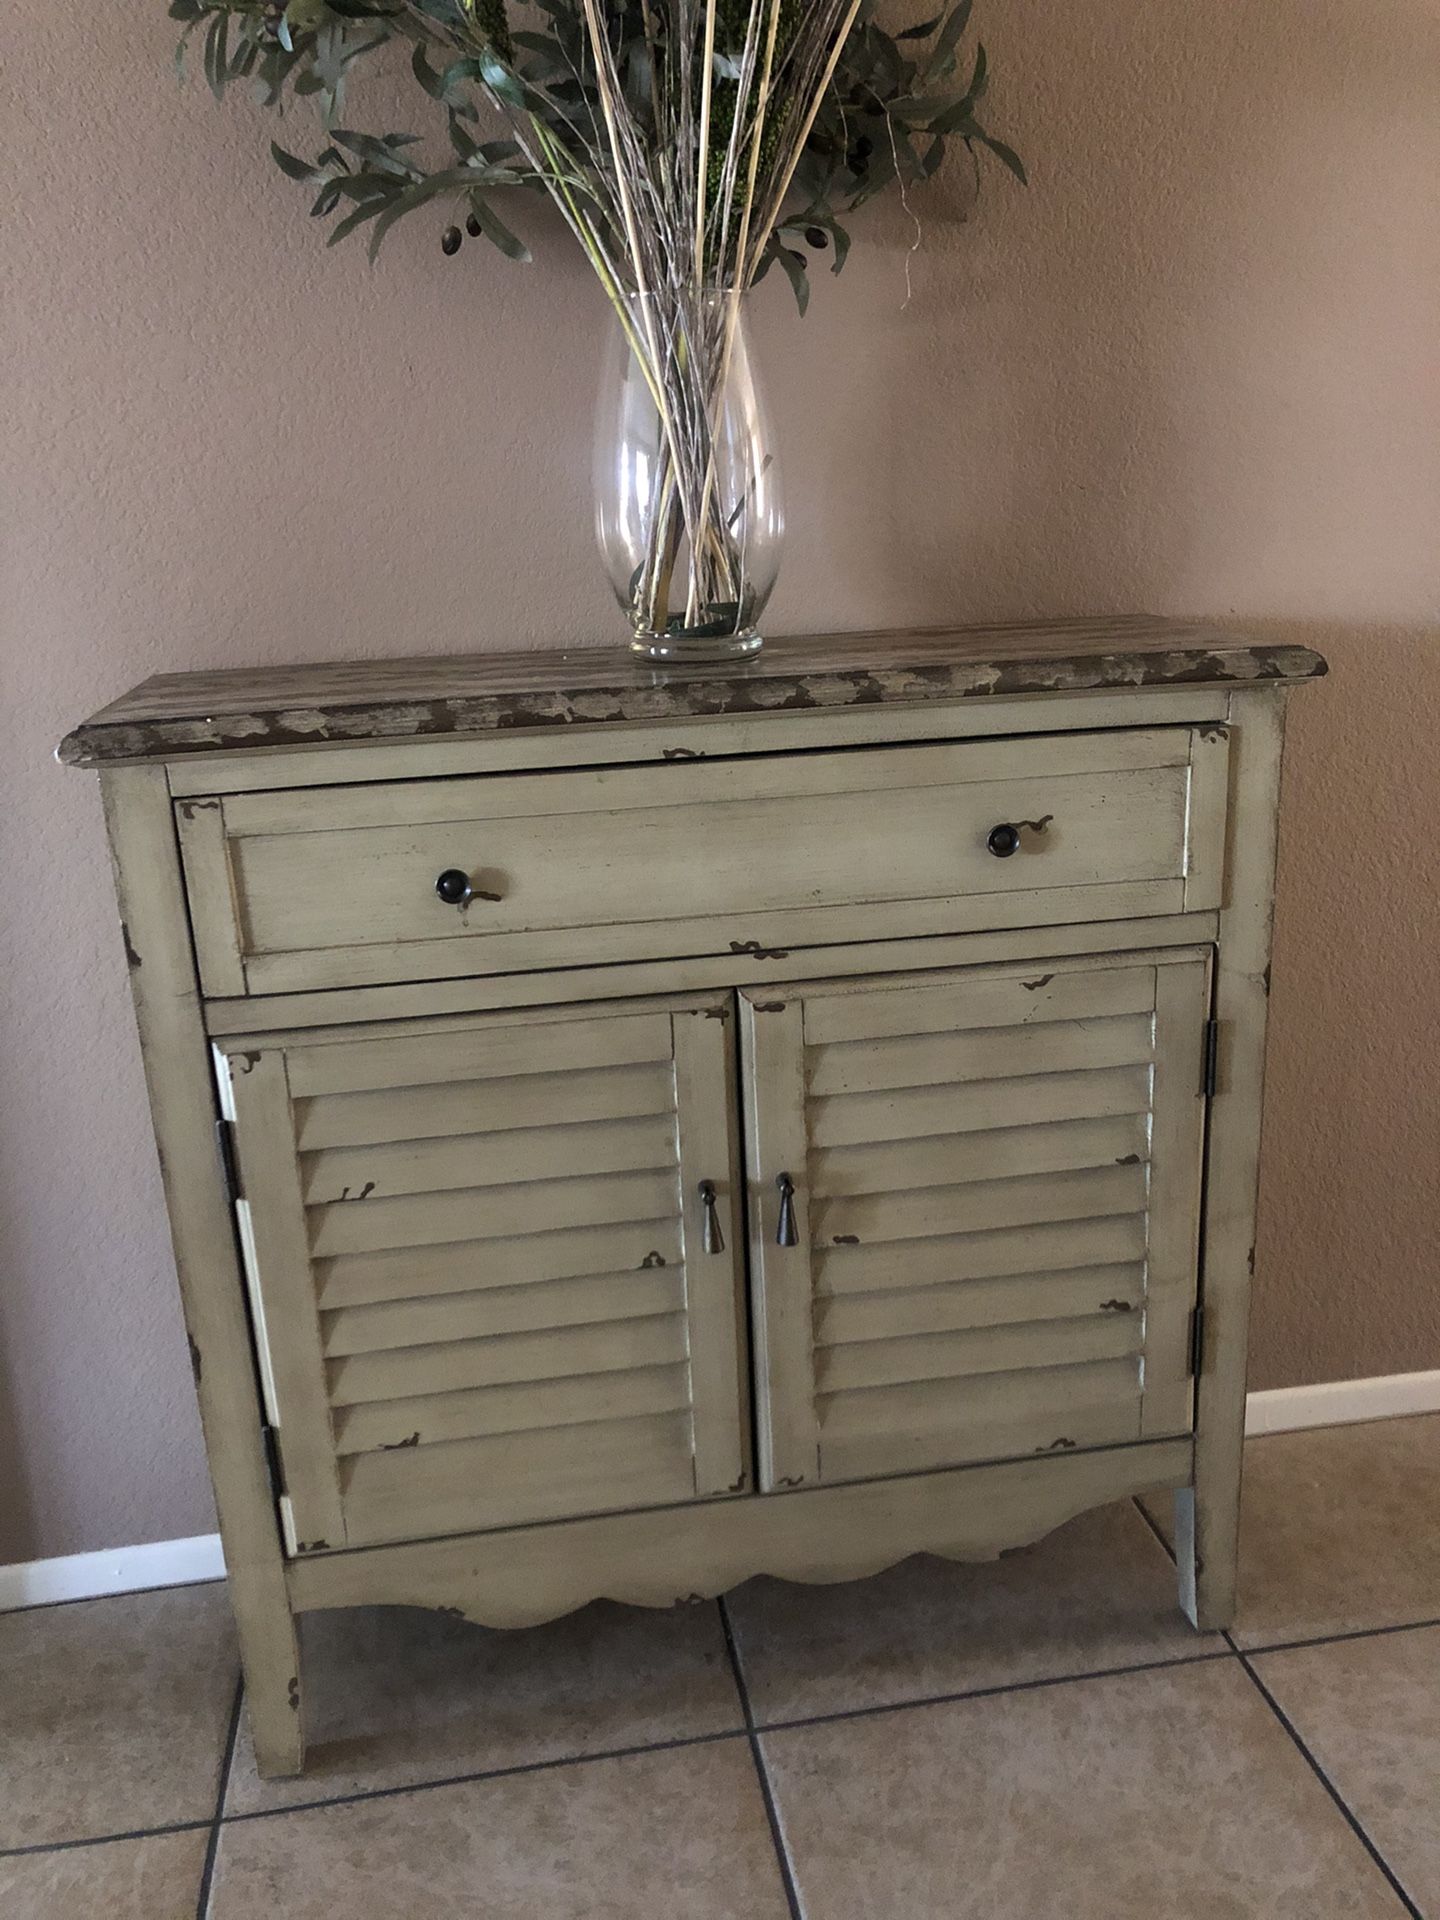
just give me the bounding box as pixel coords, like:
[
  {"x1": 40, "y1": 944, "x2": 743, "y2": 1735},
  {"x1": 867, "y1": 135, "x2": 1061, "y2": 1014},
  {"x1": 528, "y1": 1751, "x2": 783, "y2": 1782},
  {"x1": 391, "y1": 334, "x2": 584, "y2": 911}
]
[{"x1": 594, "y1": 288, "x2": 783, "y2": 663}]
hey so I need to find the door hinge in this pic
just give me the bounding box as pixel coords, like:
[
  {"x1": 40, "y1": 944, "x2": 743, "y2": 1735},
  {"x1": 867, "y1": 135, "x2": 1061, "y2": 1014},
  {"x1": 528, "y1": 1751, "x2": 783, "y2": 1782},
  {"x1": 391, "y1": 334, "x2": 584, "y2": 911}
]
[
  {"x1": 216, "y1": 1118, "x2": 242, "y2": 1204},
  {"x1": 1189, "y1": 1303, "x2": 1206, "y2": 1377},
  {"x1": 260, "y1": 1423, "x2": 285, "y2": 1502},
  {"x1": 1201, "y1": 1018, "x2": 1220, "y2": 1099}
]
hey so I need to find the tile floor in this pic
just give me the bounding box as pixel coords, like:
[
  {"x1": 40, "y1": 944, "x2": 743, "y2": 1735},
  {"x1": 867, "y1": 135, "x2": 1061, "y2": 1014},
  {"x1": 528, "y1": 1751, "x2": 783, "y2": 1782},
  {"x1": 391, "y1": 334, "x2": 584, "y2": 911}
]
[{"x1": 2, "y1": 1415, "x2": 1437, "y2": 1919}]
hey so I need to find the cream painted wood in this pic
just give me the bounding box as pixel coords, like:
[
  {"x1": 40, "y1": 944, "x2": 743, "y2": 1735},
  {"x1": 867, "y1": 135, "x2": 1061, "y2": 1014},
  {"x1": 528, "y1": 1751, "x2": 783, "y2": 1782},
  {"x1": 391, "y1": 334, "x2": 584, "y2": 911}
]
[
  {"x1": 202, "y1": 910, "x2": 1221, "y2": 1037},
  {"x1": 233, "y1": 879, "x2": 1200, "y2": 997},
  {"x1": 672, "y1": 1003, "x2": 752, "y2": 1496},
  {"x1": 1174, "y1": 687, "x2": 1290, "y2": 1628},
  {"x1": 212, "y1": 993, "x2": 749, "y2": 1553},
  {"x1": 738, "y1": 997, "x2": 820, "y2": 1491},
  {"x1": 71, "y1": 632, "x2": 1316, "y2": 1775},
  {"x1": 740, "y1": 952, "x2": 1211, "y2": 1489},
  {"x1": 172, "y1": 797, "x2": 247, "y2": 999},
  {"x1": 1138, "y1": 955, "x2": 1212, "y2": 1438},
  {"x1": 217, "y1": 1051, "x2": 347, "y2": 1554},
  {"x1": 96, "y1": 766, "x2": 304, "y2": 1779},
  {"x1": 285, "y1": 1435, "x2": 1195, "y2": 1627},
  {"x1": 178, "y1": 728, "x2": 1226, "y2": 995},
  {"x1": 164, "y1": 686, "x2": 1231, "y2": 796}
]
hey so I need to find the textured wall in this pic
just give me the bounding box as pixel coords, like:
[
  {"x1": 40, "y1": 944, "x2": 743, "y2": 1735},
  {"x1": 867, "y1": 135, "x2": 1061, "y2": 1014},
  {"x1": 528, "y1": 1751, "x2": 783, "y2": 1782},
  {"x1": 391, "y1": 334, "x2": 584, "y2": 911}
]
[{"x1": 3, "y1": 0, "x2": 1437, "y2": 1563}]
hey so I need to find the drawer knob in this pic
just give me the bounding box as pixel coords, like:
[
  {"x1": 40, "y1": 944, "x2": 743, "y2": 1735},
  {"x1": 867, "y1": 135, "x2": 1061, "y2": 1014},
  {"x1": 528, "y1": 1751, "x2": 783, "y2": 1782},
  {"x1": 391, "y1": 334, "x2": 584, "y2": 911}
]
[
  {"x1": 435, "y1": 868, "x2": 475, "y2": 907},
  {"x1": 986, "y1": 823, "x2": 1022, "y2": 858},
  {"x1": 775, "y1": 1172, "x2": 800, "y2": 1248},
  {"x1": 698, "y1": 1180, "x2": 725, "y2": 1256}
]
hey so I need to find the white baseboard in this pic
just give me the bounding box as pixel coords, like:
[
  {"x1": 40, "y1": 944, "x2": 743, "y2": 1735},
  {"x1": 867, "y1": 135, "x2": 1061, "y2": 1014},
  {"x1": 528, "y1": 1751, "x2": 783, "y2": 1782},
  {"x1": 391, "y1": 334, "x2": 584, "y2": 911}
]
[
  {"x1": 2, "y1": 1373, "x2": 1437, "y2": 1610},
  {"x1": 1245, "y1": 1369, "x2": 1440, "y2": 1437},
  {"x1": 0, "y1": 1532, "x2": 225, "y2": 1612}
]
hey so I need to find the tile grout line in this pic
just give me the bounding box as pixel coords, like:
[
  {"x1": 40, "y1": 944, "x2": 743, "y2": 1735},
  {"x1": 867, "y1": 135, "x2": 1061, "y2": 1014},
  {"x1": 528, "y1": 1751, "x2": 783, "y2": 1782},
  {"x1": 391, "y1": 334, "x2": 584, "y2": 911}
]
[
  {"x1": 9, "y1": 1613, "x2": 1434, "y2": 1862},
  {"x1": 2, "y1": 1644, "x2": 1230, "y2": 1859},
  {"x1": 1131, "y1": 1496, "x2": 1440, "y2": 1656},
  {"x1": 220, "y1": 1725, "x2": 753, "y2": 1826},
  {"x1": 194, "y1": 1676, "x2": 244, "y2": 1920},
  {"x1": 0, "y1": 1819, "x2": 213, "y2": 1863},
  {"x1": 220, "y1": 1644, "x2": 1234, "y2": 1827},
  {"x1": 1231, "y1": 1635, "x2": 1424, "y2": 1920},
  {"x1": 752, "y1": 1646, "x2": 1235, "y2": 1739},
  {"x1": 1237, "y1": 1615, "x2": 1440, "y2": 1658},
  {"x1": 719, "y1": 1599, "x2": 806, "y2": 1920}
]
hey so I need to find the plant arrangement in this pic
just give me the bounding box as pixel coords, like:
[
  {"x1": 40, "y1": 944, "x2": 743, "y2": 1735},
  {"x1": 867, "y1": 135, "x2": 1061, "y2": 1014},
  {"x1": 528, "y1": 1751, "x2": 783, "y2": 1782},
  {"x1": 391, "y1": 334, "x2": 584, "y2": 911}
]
[{"x1": 171, "y1": 0, "x2": 1022, "y2": 654}]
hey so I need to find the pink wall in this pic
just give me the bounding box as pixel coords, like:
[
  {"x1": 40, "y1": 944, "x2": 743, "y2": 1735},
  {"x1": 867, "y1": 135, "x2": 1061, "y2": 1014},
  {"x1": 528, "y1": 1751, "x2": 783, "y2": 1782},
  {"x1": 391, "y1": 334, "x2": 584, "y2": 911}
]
[{"x1": 3, "y1": 0, "x2": 1437, "y2": 1562}]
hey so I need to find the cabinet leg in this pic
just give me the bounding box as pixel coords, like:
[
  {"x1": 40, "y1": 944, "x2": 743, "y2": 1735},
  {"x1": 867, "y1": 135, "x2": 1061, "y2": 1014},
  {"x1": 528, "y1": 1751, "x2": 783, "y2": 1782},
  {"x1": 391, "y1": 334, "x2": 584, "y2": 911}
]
[
  {"x1": 237, "y1": 1603, "x2": 306, "y2": 1779},
  {"x1": 1174, "y1": 1481, "x2": 1239, "y2": 1633}
]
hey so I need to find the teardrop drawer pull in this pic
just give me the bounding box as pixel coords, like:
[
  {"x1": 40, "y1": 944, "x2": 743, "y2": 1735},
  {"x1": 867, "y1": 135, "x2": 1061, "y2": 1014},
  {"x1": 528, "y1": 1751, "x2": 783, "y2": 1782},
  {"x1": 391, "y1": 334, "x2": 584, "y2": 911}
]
[
  {"x1": 698, "y1": 1180, "x2": 725, "y2": 1255},
  {"x1": 775, "y1": 1172, "x2": 800, "y2": 1248}
]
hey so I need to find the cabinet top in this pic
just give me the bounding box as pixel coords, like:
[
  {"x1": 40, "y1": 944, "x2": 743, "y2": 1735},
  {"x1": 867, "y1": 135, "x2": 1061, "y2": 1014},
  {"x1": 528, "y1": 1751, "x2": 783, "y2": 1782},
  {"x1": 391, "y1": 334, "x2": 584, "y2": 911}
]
[{"x1": 58, "y1": 616, "x2": 1325, "y2": 767}]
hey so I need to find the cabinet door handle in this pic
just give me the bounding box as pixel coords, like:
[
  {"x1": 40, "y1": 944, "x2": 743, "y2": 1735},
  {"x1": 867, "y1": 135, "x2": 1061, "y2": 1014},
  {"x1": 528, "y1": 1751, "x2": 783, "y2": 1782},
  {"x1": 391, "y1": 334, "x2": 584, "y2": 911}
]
[
  {"x1": 434, "y1": 868, "x2": 475, "y2": 907},
  {"x1": 986, "y1": 823, "x2": 1022, "y2": 858},
  {"x1": 697, "y1": 1180, "x2": 725, "y2": 1255},
  {"x1": 775, "y1": 1172, "x2": 800, "y2": 1248}
]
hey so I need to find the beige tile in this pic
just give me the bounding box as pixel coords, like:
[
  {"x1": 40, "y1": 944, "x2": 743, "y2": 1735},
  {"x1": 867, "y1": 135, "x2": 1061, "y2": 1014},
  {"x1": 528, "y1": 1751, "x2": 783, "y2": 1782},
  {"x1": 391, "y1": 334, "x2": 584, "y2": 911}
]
[
  {"x1": 1143, "y1": 1415, "x2": 1440, "y2": 1647},
  {"x1": 0, "y1": 1830, "x2": 209, "y2": 1920},
  {"x1": 725, "y1": 1499, "x2": 1217, "y2": 1723},
  {"x1": 212, "y1": 1736, "x2": 789, "y2": 1919},
  {"x1": 0, "y1": 1585, "x2": 237, "y2": 1849},
  {"x1": 763, "y1": 1659, "x2": 1406, "y2": 1918},
  {"x1": 1254, "y1": 1624, "x2": 1440, "y2": 1915},
  {"x1": 226, "y1": 1598, "x2": 744, "y2": 1813}
]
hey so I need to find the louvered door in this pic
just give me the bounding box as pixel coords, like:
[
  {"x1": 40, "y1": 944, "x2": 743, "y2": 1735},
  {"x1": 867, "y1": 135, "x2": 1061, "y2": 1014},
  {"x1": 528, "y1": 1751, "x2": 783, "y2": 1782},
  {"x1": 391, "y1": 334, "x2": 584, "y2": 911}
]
[
  {"x1": 214, "y1": 994, "x2": 748, "y2": 1553},
  {"x1": 739, "y1": 951, "x2": 1211, "y2": 1490}
]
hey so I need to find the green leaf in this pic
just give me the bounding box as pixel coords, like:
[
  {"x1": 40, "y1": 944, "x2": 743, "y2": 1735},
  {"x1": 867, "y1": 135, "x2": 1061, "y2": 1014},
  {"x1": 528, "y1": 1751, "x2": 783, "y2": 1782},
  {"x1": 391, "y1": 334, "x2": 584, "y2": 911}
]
[
  {"x1": 468, "y1": 194, "x2": 532, "y2": 262},
  {"x1": 773, "y1": 244, "x2": 811, "y2": 316},
  {"x1": 478, "y1": 51, "x2": 526, "y2": 108},
  {"x1": 966, "y1": 41, "x2": 988, "y2": 105},
  {"x1": 271, "y1": 140, "x2": 319, "y2": 182},
  {"x1": 974, "y1": 131, "x2": 1027, "y2": 184},
  {"x1": 202, "y1": 11, "x2": 229, "y2": 100},
  {"x1": 328, "y1": 196, "x2": 392, "y2": 246},
  {"x1": 926, "y1": 97, "x2": 981, "y2": 137},
  {"x1": 895, "y1": 11, "x2": 944, "y2": 39},
  {"x1": 924, "y1": 0, "x2": 973, "y2": 79}
]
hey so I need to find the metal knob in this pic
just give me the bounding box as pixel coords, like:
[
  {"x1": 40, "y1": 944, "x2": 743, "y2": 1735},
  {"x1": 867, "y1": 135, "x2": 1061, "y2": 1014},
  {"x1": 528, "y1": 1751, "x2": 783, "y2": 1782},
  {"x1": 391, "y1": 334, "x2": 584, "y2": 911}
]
[
  {"x1": 698, "y1": 1180, "x2": 725, "y2": 1255},
  {"x1": 435, "y1": 868, "x2": 474, "y2": 907},
  {"x1": 775, "y1": 1172, "x2": 799, "y2": 1248},
  {"x1": 986, "y1": 823, "x2": 1022, "y2": 858}
]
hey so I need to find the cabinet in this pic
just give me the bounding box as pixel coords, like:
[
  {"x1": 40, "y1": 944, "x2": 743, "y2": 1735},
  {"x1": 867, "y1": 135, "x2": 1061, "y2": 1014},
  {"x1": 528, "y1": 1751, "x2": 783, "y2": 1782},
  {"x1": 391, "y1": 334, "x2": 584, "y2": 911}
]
[{"x1": 62, "y1": 618, "x2": 1325, "y2": 1777}]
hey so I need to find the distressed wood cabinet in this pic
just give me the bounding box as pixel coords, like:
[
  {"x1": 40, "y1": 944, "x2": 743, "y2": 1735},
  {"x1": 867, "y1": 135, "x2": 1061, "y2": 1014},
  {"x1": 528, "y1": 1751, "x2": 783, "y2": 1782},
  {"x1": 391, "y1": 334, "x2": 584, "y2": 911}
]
[{"x1": 60, "y1": 618, "x2": 1324, "y2": 1776}]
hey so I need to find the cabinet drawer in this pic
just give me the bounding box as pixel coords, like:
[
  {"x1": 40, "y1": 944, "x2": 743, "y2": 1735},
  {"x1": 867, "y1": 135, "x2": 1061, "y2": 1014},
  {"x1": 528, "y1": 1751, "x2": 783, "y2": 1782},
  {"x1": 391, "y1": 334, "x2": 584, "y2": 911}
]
[{"x1": 178, "y1": 727, "x2": 1229, "y2": 997}]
